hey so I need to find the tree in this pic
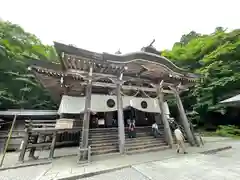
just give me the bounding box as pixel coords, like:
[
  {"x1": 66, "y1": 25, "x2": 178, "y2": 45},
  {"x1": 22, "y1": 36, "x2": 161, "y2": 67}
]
[
  {"x1": 163, "y1": 28, "x2": 240, "y2": 125},
  {"x1": 0, "y1": 21, "x2": 57, "y2": 110}
]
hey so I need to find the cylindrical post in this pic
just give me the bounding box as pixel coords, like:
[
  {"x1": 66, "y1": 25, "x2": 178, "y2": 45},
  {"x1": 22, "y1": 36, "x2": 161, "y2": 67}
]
[
  {"x1": 116, "y1": 74, "x2": 125, "y2": 154},
  {"x1": 49, "y1": 132, "x2": 57, "y2": 159},
  {"x1": 28, "y1": 119, "x2": 38, "y2": 159},
  {"x1": 18, "y1": 128, "x2": 30, "y2": 162},
  {"x1": 80, "y1": 66, "x2": 93, "y2": 160},
  {"x1": 174, "y1": 90, "x2": 195, "y2": 146},
  {"x1": 1, "y1": 114, "x2": 17, "y2": 167},
  {"x1": 157, "y1": 87, "x2": 173, "y2": 147}
]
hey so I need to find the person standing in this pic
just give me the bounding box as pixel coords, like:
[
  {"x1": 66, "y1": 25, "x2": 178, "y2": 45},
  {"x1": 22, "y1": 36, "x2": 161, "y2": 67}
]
[
  {"x1": 128, "y1": 119, "x2": 136, "y2": 138},
  {"x1": 174, "y1": 126, "x2": 187, "y2": 154},
  {"x1": 151, "y1": 121, "x2": 161, "y2": 138}
]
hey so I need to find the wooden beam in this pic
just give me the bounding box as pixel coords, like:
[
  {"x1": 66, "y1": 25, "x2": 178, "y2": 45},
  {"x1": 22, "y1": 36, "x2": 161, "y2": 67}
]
[
  {"x1": 78, "y1": 81, "x2": 173, "y2": 94},
  {"x1": 66, "y1": 69, "x2": 178, "y2": 88}
]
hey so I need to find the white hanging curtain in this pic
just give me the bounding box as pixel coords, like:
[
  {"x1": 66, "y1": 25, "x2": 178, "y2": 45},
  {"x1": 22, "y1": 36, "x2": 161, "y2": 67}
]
[
  {"x1": 58, "y1": 95, "x2": 170, "y2": 114},
  {"x1": 91, "y1": 95, "x2": 117, "y2": 112},
  {"x1": 123, "y1": 96, "x2": 160, "y2": 113},
  {"x1": 58, "y1": 95, "x2": 85, "y2": 114},
  {"x1": 58, "y1": 95, "x2": 118, "y2": 114}
]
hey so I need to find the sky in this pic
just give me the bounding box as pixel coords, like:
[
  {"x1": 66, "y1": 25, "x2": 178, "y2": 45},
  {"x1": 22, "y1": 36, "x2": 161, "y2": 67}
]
[{"x1": 1, "y1": 0, "x2": 239, "y2": 53}]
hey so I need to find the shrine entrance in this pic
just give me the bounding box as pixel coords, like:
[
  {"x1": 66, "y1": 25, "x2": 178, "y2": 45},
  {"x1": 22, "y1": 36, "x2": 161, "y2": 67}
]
[
  {"x1": 89, "y1": 107, "x2": 157, "y2": 129},
  {"x1": 123, "y1": 107, "x2": 156, "y2": 127},
  {"x1": 89, "y1": 112, "x2": 118, "y2": 129}
]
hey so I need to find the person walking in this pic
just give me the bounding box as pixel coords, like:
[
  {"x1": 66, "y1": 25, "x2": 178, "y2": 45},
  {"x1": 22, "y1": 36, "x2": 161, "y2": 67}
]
[{"x1": 174, "y1": 126, "x2": 187, "y2": 154}]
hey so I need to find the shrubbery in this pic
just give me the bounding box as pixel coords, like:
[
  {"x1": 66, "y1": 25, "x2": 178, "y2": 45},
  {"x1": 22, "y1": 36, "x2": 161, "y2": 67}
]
[{"x1": 216, "y1": 125, "x2": 240, "y2": 137}]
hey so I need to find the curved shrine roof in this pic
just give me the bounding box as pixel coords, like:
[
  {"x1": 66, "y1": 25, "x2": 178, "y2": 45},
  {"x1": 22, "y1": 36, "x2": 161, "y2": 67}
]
[
  {"x1": 53, "y1": 42, "x2": 199, "y2": 82},
  {"x1": 28, "y1": 42, "x2": 199, "y2": 100}
]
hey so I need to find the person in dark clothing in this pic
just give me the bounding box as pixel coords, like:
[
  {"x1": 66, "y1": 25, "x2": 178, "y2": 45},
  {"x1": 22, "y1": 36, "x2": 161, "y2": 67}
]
[{"x1": 128, "y1": 119, "x2": 136, "y2": 138}]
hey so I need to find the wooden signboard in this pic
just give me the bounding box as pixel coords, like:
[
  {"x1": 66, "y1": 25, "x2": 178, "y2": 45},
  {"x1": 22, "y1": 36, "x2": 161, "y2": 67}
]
[{"x1": 55, "y1": 118, "x2": 74, "y2": 129}]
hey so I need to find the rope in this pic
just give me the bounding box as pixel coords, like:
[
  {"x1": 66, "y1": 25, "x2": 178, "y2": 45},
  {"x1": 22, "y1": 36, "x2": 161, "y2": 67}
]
[
  {"x1": 120, "y1": 89, "x2": 140, "y2": 97},
  {"x1": 141, "y1": 90, "x2": 158, "y2": 99}
]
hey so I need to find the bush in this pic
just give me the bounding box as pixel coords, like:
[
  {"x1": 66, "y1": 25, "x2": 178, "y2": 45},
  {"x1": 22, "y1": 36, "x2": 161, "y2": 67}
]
[{"x1": 216, "y1": 125, "x2": 240, "y2": 137}]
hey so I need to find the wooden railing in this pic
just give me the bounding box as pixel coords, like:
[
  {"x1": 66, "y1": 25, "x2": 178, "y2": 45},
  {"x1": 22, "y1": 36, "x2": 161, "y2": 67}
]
[{"x1": 18, "y1": 119, "x2": 82, "y2": 162}]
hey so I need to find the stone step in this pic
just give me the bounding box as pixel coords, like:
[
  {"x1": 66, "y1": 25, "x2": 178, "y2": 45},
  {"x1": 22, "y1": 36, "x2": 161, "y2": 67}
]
[
  {"x1": 90, "y1": 141, "x2": 119, "y2": 148},
  {"x1": 91, "y1": 147, "x2": 118, "y2": 156},
  {"x1": 126, "y1": 145, "x2": 170, "y2": 155},
  {"x1": 89, "y1": 136, "x2": 165, "y2": 145},
  {"x1": 126, "y1": 136, "x2": 165, "y2": 142},
  {"x1": 90, "y1": 130, "x2": 159, "y2": 136},
  {"x1": 88, "y1": 136, "x2": 118, "y2": 141},
  {"x1": 91, "y1": 144, "x2": 118, "y2": 151},
  {"x1": 126, "y1": 142, "x2": 167, "y2": 152},
  {"x1": 90, "y1": 131, "x2": 118, "y2": 135},
  {"x1": 89, "y1": 138, "x2": 118, "y2": 144},
  {"x1": 89, "y1": 128, "x2": 118, "y2": 133},
  {"x1": 90, "y1": 137, "x2": 165, "y2": 147},
  {"x1": 125, "y1": 139, "x2": 166, "y2": 147},
  {"x1": 91, "y1": 141, "x2": 166, "y2": 152},
  {"x1": 89, "y1": 132, "x2": 157, "y2": 138},
  {"x1": 89, "y1": 127, "x2": 164, "y2": 134}
]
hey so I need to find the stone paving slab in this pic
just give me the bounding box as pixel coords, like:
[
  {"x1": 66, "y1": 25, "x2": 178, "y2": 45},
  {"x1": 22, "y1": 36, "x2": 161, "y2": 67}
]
[
  {"x1": 0, "y1": 138, "x2": 238, "y2": 180},
  {"x1": 80, "y1": 149, "x2": 240, "y2": 180},
  {"x1": 0, "y1": 136, "x2": 229, "y2": 168},
  {"x1": 82, "y1": 167, "x2": 150, "y2": 180},
  {"x1": 0, "y1": 147, "x2": 78, "y2": 168},
  {"x1": 52, "y1": 140, "x2": 238, "y2": 180},
  {"x1": 0, "y1": 164, "x2": 52, "y2": 180}
]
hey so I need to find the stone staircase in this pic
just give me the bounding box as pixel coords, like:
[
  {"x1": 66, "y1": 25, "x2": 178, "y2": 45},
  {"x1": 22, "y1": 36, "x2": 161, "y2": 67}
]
[
  {"x1": 89, "y1": 128, "x2": 119, "y2": 156},
  {"x1": 89, "y1": 126, "x2": 170, "y2": 156},
  {"x1": 125, "y1": 126, "x2": 169, "y2": 154}
]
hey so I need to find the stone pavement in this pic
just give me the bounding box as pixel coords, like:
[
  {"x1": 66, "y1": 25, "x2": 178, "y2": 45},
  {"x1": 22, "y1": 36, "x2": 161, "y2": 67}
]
[
  {"x1": 41, "y1": 138, "x2": 237, "y2": 180},
  {"x1": 0, "y1": 137, "x2": 237, "y2": 180},
  {"x1": 82, "y1": 148, "x2": 240, "y2": 180},
  {"x1": 0, "y1": 146, "x2": 79, "y2": 168}
]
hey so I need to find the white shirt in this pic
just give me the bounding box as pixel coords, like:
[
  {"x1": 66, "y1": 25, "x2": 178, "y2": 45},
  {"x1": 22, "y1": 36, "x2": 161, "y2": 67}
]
[
  {"x1": 174, "y1": 128, "x2": 184, "y2": 141},
  {"x1": 152, "y1": 123, "x2": 158, "y2": 130},
  {"x1": 98, "y1": 119, "x2": 105, "y2": 125}
]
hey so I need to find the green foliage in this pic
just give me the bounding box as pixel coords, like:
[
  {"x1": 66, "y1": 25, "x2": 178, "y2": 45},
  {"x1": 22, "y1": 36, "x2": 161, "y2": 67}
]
[
  {"x1": 163, "y1": 28, "x2": 240, "y2": 124},
  {"x1": 216, "y1": 125, "x2": 240, "y2": 137},
  {"x1": 0, "y1": 21, "x2": 57, "y2": 110},
  {"x1": 1, "y1": 19, "x2": 240, "y2": 125}
]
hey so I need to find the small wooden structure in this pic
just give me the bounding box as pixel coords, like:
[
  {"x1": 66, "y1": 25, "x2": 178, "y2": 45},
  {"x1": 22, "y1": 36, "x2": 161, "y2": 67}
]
[
  {"x1": 18, "y1": 119, "x2": 81, "y2": 162},
  {"x1": 27, "y1": 42, "x2": 199, "y2": 161},
  {"x1": 0, "y1": 110, "x2": 58, "y2": 152}
]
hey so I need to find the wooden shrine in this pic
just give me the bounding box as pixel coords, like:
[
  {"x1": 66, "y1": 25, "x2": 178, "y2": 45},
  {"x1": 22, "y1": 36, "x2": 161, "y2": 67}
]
[{"x1": 25, "y1": 41, "x2": 199, "y2": 161}]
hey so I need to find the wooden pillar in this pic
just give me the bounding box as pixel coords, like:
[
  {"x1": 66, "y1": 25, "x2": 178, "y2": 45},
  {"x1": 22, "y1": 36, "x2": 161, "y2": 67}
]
[
  {"x1": 157, "y1": 85, "x2": 173, "y2": 147},
  {"x1": 28, "y1": 135, "x2": 38, "y2": 159},
  {"x1": 173, "y1": 88, "x2": 195, "y2": 146},
  {"x1": 27, "y1": 119, "x2": 38, "y2": 159},
  {"x1": 79, "y1": 67, "x2": 93, "y2": 160},
  {"x1": 49, "y1": 132, "x2": 57, "y2": 159},
  {"x1": 18, "y1": 128, "x2": 30, "y2": 162},
  {"x1": 116, "y1": 73, "x2": 125, "y2": 154}
]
